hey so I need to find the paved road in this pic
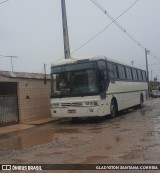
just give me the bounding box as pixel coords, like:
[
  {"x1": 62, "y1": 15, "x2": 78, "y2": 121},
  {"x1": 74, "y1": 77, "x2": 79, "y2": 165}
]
[{"x1": 0, "y1": 98, "x2": 160, "y2": 172}]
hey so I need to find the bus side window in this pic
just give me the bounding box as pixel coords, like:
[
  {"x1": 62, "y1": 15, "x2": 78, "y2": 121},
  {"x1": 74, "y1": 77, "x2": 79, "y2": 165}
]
[
  {"x1": 118, "y1": 65, "x2": 126, "y2": 80},
  {"x1": 132, "y1": 68, "x2": 138, "y2": 80},
  {"x1": 142, "y1": 71, "x2": 146, "y2": 81},
  {"x1": 113, "y1": 64, "x2": 118, "y2": 79},
  {"x1": 125, "y1": 67, "x2": 132, "y2": 80},
  {"x1": 108, "y1": 62, "x2": 114, "y2": 78},
  {"x1": 137, "y1": 70, "x2": 142, "y2": 80}
]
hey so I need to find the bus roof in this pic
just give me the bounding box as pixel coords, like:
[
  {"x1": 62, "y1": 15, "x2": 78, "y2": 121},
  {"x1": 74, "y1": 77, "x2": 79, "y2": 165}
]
[{"x1": 51, "y1": 55, "x2": 145, "y2": 71}]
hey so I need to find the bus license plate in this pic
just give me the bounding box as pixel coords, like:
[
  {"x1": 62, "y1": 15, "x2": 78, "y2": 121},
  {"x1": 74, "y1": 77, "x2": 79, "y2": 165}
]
[{"x1": 68, "y1": 109, "x2": 76, "y2": 113}]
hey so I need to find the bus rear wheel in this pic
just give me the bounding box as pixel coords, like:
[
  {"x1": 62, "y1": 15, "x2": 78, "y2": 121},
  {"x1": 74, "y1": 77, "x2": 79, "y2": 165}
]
[{"x1": 110, "y1": 99, "x2": 118, "y2": 119}]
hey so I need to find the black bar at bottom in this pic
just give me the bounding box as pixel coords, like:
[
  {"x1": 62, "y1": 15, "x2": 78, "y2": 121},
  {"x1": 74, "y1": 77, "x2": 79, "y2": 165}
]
[{"x1": 0, "y1": 164, "x2": 160, "y2": 170}]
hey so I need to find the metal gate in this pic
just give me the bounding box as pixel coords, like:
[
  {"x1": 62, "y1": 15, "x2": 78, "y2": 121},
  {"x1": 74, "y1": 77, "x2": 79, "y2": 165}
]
[{"x1": 0, "y1": 82, "x2": 19, "y2": 126}]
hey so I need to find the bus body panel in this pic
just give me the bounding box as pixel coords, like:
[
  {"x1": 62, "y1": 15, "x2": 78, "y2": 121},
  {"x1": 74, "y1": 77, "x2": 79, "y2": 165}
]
[
  {"x1": 107, "y1": 81, "x2": 148, "y2": 110},
  {"x1": 50, "y1": 56, "x2": 148, "y2": 118},
  {"x1": 50, "y1": 83, "x2": 147, "y2": 118}
]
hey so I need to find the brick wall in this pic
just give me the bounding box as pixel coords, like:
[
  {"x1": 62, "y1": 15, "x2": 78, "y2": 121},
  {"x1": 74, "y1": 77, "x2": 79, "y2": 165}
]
[
  {"x1": 18, "y1": 79, "x2": 51, "y2": 123},
  {"x1": 0, "y1": 77, "x2": 51, "y2": 123}
]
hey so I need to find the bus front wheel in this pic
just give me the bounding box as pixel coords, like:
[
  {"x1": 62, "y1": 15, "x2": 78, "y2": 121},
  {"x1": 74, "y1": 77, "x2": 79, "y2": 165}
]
[{"x1": 110, "y1": 99, "x2": 118, "y2": 119}]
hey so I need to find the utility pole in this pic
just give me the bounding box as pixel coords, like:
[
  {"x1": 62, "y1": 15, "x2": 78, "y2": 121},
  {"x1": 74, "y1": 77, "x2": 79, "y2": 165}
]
[
  {"x1": 44, "y1": 63, "x2": 47, "y2": 84},
  {"x1": 131, "y1": 60, "x2": 134, "y2": 65},
  {"x1": 145, "y1": 48, "x2": 149, "y2": 82},
  {"x1": 61, "y1": 0, "x2": 71, "y2": 59},
  {"x1": 5, "y1": 56, "x2": 17, "y2": 72},
  {"x1": 151, "y1": 70, "x2": 153, "y2": 81}
]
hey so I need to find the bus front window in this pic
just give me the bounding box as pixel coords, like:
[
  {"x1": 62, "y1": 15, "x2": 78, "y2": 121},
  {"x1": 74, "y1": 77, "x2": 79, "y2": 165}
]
[
  {"x1": 51, "y1": 69, "x2": 98, "y2": 98},
  {"x1": 71, "y1": 70, "x2": 98, "y2": 94}
]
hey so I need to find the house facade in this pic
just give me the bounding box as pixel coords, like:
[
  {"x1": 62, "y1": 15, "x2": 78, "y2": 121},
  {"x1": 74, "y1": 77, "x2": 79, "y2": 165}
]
[{"x1": 0, "y1": 71, "x2": 51, "y2": 126}]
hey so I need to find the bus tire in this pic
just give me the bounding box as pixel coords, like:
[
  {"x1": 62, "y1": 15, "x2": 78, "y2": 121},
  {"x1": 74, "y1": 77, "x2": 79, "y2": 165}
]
[
  {"x1": 139, "y1": 94, "x2": 144, "y2": 108},
  {"x1": 110, "y1": 99, "x2": 118, "y2": 119}
]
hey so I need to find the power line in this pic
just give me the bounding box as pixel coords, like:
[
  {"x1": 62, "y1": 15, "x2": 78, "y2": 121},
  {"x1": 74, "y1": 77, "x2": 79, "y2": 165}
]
[
  {"x1": 148, "y1": 52, "x2": 160, "y2": 62},
  {"x1": 91, "y1": 0, "x2": 144, "y2": 48},
  {"x1": 147, "y1": 62, "x2": 160, "y2": 67},
  {"x1": 71, "y1": 23, "x2": 114, "y2": 54},
  {"x1": 0, "y1": 0, "x2": 10, "y2": 6},
  {"x1": 71, "y1": 0, "x2": 140, "y2": 54},
  {"x1": 91, "y1": 0, "x2": 143, "y2": 48},
  {"x1": 90, "y1": 0, "x2": 160, "y2": 62}
]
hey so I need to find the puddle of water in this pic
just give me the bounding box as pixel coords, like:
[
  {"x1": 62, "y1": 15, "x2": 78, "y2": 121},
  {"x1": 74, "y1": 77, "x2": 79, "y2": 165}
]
[
  {"x1": 0, "y1": 133, "x2": 9, "y2": 139},
  {"x1": 55, "y1": 128, "x2": 78, "y2": 133},
  {"x1": 140, "y1": 108, "x2": 152, "y2": 115},
  {"x1": 89, "y1": 127, "x2": 102, "y2": 131},
  {"x1": 119, "y1": 129, "x2": 131, "y2": 132},
  {"x1": 0, "y1": 127, "x2": 79, "y2": 151},
  {"x1": 92, "y1": 131, "x2": 101, "y2": 134},
  {"x1": 0, "y1": 129, "x2": 54, "y2": 151},
  {"x1": 89, "y1": 127, "x2": 103, "y2": 134}
]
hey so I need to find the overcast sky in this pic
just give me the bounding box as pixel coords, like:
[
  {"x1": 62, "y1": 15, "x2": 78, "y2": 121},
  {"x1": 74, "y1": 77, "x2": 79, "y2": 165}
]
[{"x1": 0, "y1": 0, "x2": 160, "y2": 80}]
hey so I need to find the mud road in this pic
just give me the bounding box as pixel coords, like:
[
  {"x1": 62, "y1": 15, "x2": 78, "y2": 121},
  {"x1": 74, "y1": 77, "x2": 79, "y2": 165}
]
[{"x1": 0, "y1": 98, "x2": 160, "y2": 172}]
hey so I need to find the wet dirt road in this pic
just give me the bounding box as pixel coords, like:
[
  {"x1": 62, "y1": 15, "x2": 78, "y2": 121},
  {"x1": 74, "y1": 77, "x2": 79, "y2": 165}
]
[{"x1": 0, "y1": 98, "x2": 160, "y2": 172}]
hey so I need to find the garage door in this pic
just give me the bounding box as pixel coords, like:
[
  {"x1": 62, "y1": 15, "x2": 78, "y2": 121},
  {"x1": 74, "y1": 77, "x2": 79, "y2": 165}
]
[{"x1": 0, "y1": 82, "x2": 19, "y2": 126}]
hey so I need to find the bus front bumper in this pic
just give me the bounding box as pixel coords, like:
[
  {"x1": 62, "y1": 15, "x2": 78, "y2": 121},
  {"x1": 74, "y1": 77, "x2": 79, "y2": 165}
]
[{"x1": 51, "y1": 106, "x2": 100, "y2": 118}]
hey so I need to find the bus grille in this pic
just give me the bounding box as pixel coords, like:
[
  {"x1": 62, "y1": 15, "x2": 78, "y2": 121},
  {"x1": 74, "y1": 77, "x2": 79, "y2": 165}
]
[{"x1": 61, "y1": 102, "x2": 83, "y2": 107}]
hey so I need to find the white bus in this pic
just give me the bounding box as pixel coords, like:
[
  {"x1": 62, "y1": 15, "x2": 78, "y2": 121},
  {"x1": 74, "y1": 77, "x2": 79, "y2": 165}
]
[{"x1": 50, "y1": 56, "x2": 148, "y2": 119}]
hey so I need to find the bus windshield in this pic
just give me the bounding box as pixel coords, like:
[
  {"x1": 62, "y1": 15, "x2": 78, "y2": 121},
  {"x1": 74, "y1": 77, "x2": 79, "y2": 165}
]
[{"x1": 51, "y1": 69, "x2": 98, "y2": 98}]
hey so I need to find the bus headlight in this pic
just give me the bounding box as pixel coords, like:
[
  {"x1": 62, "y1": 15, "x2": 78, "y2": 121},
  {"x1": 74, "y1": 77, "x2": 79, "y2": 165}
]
[
  {"x1": 51, "y1": 103, "x2": 60, "y2": 108},
  {"x1": 94, "y1": 101, "x2": 98, "y2": 106},
  {"x1": 84, "y1": 101, "x2": 98, "y2": 106}
]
